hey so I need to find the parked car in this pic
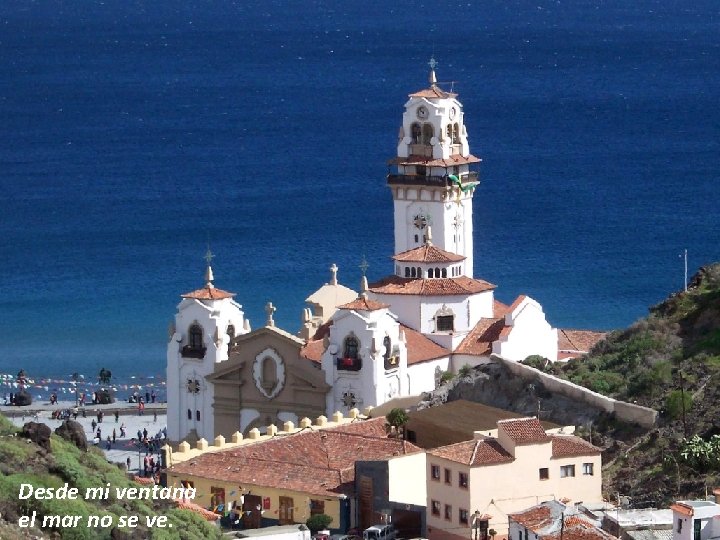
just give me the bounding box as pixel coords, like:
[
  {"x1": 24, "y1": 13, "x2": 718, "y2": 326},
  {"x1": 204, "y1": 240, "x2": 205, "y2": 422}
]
[{"x1": 363, "y1": 524, "x2": 396, "y2": 540}]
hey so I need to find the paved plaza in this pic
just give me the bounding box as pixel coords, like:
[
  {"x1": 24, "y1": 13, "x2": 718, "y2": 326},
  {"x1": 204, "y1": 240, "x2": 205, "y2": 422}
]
[{"x1": 2, "y1": 400, "x2": 167, "y2": 475}]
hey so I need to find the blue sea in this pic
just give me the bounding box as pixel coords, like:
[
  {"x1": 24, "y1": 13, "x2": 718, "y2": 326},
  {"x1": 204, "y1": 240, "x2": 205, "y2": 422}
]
[{"x1": 0, "y1": 0, "x2": 718, "y2": 396}]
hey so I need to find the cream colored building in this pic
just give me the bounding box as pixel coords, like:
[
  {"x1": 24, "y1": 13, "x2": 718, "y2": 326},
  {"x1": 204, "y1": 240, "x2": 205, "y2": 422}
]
[{"x1": 425, "y1": 417, "x2": 602, "y2": 540}]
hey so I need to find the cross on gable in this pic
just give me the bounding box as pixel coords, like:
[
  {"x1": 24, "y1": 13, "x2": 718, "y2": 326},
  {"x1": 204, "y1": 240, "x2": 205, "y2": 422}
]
[{"x1": 265, "y1": 302, "x2": 276, "y2": 326}]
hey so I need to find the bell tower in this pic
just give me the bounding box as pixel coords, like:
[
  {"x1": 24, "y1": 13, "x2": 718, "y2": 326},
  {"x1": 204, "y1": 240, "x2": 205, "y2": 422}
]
[{"x1": 388, "y1": 58, "x2": 481, "y2": 277}]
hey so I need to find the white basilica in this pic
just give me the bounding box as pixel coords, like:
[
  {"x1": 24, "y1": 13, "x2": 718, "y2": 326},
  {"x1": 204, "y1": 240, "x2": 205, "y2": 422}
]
[{"x1": 167, "y1": 63, "x2": 604, "y2": 444}]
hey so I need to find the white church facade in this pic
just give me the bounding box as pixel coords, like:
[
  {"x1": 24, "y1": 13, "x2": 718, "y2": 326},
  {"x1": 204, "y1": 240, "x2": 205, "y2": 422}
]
[{"x1": 166, "y1": 62, "x2": 603, "y2": 444}]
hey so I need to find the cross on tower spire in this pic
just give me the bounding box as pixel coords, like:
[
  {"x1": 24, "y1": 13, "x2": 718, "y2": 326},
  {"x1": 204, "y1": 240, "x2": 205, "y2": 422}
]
[
  {"x1": 329, "y1": 263, "x2": 338, "y2": 286},
  {"x1": 265, "y1": 301, "x2": 276, "y2": 327},
  {"x1": 428, "y1": 56, "x2": 438, "y2": 86},
  {"x1": 204, "y1": 246, "x2": 215, "y2": 288}
]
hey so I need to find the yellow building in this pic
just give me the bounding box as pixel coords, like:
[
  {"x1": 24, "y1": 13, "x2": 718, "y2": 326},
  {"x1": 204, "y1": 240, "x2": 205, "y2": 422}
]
[{"x1": 166, "y1": 416, "x2": 421, "y2": 533}]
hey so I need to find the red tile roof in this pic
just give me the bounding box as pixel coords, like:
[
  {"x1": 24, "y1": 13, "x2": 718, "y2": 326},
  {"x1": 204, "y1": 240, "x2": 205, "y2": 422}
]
[
  {"x1": 454, "y1": 318, "x2": 506, "y2": 355},
  {"x1": 409, "y1": 86, "x2": 457, "y2": 99},
  {"x1": 299, "y1": 338, "x2": 324, "y2": 364},
  {"x1": 498, "y1": 417, "x2": 550, "y2": 444},
  {"x1": 428, "y1": 438, "x2": 514, "y2": 467},
  {"x1": 388, "y1": 153, "x2": 481, "y2": 167},
  {"x1": 509, "y1": 504, "x2": 554, "y2": 530},
  {"x1": 401, "y1": 324, "x2": 450, "y2": 364},
  {"x1": 558, "y1": 329, "x2": 607, "y2": 354},
  {"x1": 338, "y1": 297, "x2": 390, "y2": 311},
  {"x1": 393, "y1": 244, "x2": 465, "y2": 263},
  {"x1": 370, "y1": 275, "x2": 495, "y2": 296},
  {"x1": 168, "y1": 418, "x2": 421, "y2": 498},
  {"x1": 175, "y1": 499, "x2": 221, "y2": 521},
  {"x1": 181, "y1": 286, "x2": 235, "y2": 300},
  {"x1": 493, "y1": 300, "x2": 511, "y2": 318},
  {"x1": 550, "y1": 435, "x2": 601, "y2": 458}
]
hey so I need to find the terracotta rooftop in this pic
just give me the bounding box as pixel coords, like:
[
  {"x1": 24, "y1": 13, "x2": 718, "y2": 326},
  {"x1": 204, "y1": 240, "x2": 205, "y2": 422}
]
[
  {"x1": 498, "y1": 417, "x2": 550, "y2": 444},
  {"x1": 550, "y1": 435, "x2": 601, "y2": 458},
  {"x1": 558, "y1": 329, "x2": 607, "y2": 354},
  {"x1": 454, "y1": 317, "x2": 506, "y2": 355},
  {"x1": 393, "y1": 244, "x2": 465, "y2": 263},
  {"x1": 181, "y1": 285, "x2": 235, "y2": 300},
  {"x1": 401, "y1": 324, "x2": 450, "y2": 365},
  {"x1": 168, "y1": 418, "x2": 421, "y2": 498},
  {"x1": 299, "y1": 338, "x2": 324, "y2": 364},
  {"x1": 510, "y1": 502, "x2": 616, "y2": 540},
  {"x1": 388, "y1": 153, "x2": 481, "y2": 167},
  {"x1": 494, "y1": 300, "x2": 511, "y2": 317},
  {"x1": 428, "y1": 438, "x2": 513, "y2": 467},
  {"x1": 369, "y1": 275, "x2": 495, "y2": 296},
  {"x1": 338, "y1": 296, "x2": 390, "y2": 311},
  {"x1": 408, "y1": 85, "x2": 457, "y2": 99}
]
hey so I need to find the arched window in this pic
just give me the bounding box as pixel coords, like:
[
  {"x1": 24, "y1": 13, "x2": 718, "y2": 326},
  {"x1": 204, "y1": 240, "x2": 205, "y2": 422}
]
[
  {"x1": 428, "y1": 268, "x2": 434, "y2": 278},
  {"x1": 435, "y1": 267, "x2": 440, "y2": 277},
  {"x1": 227, "y1": 324, "x2": 235, "y2": 339},
  {"x1": 262, "y1": 357, "x2": 277, "y2": 386},
  {"x1": 422, "y1": 123, "x2": 434, "y2": 145},
  {"x1": 446, "y1": 124, "x2": 452, "y2": 139},
  {"x1": 441, "y1": 268, "x2": 447, "y2": 278},
  {"x1": 411, "y1": 123, "x2": 422, "y2": 144},
  {"x1": 340, "y1": 335, "x2": 361, "y2": 371},
  {"x1": 405, "y1": 267, "x2": 411, "y2": 278},
  {"x1": 417, "y1": 267, "x2": 422, "y2": 277},
  {"x1": 344, "y1": 336, "x2": 359, "y2": 360},
  {"x1": 411, "y1": 267, "x2": 416, "y2": 278},
  {"x1": 189, "y1": 324, "x2": 203, "y2": 349},
  {"x1": 452, "y1": 123, "x2": 460, "y2": 144}
]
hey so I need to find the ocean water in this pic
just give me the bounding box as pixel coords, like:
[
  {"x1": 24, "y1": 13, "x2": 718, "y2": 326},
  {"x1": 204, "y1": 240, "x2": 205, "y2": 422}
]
[{"x1": 0, "y1": 0, "x2": 718, "y2": 388}]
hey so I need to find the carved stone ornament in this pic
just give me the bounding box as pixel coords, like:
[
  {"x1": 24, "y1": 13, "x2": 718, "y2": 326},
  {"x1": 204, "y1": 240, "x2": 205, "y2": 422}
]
[{"x1": 252, "y1": 348, "x2": 286, "y2": 400}]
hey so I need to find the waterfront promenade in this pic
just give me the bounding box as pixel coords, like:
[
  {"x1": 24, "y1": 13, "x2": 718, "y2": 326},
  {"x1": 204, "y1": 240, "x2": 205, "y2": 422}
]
[{"x1": 2, "y1": 400, "x2": 167, "y2": 476}]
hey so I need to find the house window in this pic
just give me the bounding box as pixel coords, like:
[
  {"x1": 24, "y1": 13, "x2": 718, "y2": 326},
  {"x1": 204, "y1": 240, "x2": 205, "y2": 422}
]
[
  {"x1": 436, "y1": 315, "x2": 454, "y2": 332},
  {"x1": 452, "y1": 123, "x2": 460, "y2": 144},
  {"x1": 210, "y1": 487, "x2": 225, "y2": 510},
  {"x1": 187, "y1": 409, "x2": 191, "y2": 420},
  {"x1": 310, "y1": 499, "x2": 325, "y2": 516},
  {"x1": 694, "y1": 519, "x2": 701, "y2": 540},
  {"x1": 539, "y1": 467, "x2": 549, "y2": 480},
  {"x1": 677, "y1": 519, "x2": 682, "y2": 533},
  {"x1": 428, "y1": 268, "x2": 434, "y2": 278},
  {"x1": 411, "y1": 267, "x2": 417, "y2": 278},
  {"x1": 441, "y1": 268, "x2": 447, "y2": 278},
  {"x1": 444, "y1": 504, "x2": 452, "y2": 521},
  {"x1": 525, "y1": 529, "x2": 529, "y2": 540},
  {"x1": 560, "y1": 465, "x2": 575, "y2": 478},
  {"x1": 227, "y1": 324, "x2": 235, "y2": 339},
  {"x1": 459, "y1": 508, "x2": 469, "y2": 525},
  {"x1": 582, "y1": 463, "x2": 594, "y2": 475},
  {"x1": 405, "y1": 266, "x2": 411, "y2": 277},
  {"x1": 459, "y1": 472, "x2": 469, "y2": 488},
  {"x1": 444, "y1": 468, "x2": 452, "y2": 485},
  {"x1": 431, "y1": 500, "x2": 441, "y2": 516},
  {"x1": 431, "y1": 465, "x2": 440, "y2": 481},
  {"x1": 181, "y1": 480, "x2": 194, "y2": 489},
  {"x1": 196, "y1": 410, "x2": 201, "y2": 421}
]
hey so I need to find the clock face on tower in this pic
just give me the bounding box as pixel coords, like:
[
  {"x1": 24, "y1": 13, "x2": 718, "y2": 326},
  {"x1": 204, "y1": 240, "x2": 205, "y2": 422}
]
[
  {"x1": 449, "y1": 107, "x2": 457, "y2": 120},
  {"x1": 416, "y1": 106, "x2": 429, "y2": 120}
]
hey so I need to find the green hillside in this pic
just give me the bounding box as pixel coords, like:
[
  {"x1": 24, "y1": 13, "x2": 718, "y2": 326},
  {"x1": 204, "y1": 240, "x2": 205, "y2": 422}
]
[
  {"x1": 546, "y1": 263, "x2": 720, "y2": 505},
  {"x1": 0, "y1": 415, "x2": 223, "y2": 540}
]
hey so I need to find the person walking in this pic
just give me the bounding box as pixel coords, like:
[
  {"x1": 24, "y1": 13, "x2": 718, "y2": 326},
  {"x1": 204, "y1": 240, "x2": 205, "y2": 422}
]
[
  {"x1": 112, "y1": 428, "x2": 116, "y2": 444},
  {"x1": 126, "y1": 457, "x2": 131, "y2": 471},
  {"x1": 114, "y1": 411, "x2": 119, "y2": 422},
  {"x1": 105, "y1": 436, "x2": 111, "y2": 450}
]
